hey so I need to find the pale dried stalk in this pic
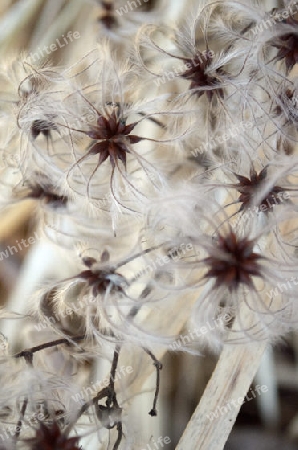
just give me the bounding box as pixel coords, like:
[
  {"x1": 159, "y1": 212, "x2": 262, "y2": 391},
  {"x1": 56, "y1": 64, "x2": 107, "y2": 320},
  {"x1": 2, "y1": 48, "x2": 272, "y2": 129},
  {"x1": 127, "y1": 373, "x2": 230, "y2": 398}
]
[
  {"x1": 0, "y1": 0, "x2": 44, "y2": 54},
  {"x1": 255, "y1": 347, "x2": 280, "y2": 428},
  {"x1": 31, "y1": 0, "x2": 84, "y2": 61},
  {"x1": 0, "y1": 0, "x2": 13, "y2": 17},
  {"x1": 1, "y1": 236, "x2": 76, "y2": 348},
  {"x1": 28, "y1": 0, "x2": 65, "y2": 51},
  {"x1": 0, "y1": 200, "x2": 34, "y2": 241},
  {"x1": 175, "y1": 331, "x2": 267, "y2": 450}
]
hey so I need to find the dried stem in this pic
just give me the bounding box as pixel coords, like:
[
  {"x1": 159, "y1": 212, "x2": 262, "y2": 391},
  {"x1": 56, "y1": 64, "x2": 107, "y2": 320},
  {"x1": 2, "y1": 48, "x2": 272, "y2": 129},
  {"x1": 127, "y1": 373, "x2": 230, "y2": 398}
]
[
  {"x1": 143, "y1": 347, "x2": 163, "y2": 417},
  {"x1": 175, "y1": 304, "x2": 268, "y2": 450},
  {"x1": 15, "y1": 335, "x2": 85, "y2": 361},
  {"x1": 15, "y1": 397, "x2": 28, "y2": 439},
  {"x1": 66, "y1": 344, "x2": 123, "y2": 450}
]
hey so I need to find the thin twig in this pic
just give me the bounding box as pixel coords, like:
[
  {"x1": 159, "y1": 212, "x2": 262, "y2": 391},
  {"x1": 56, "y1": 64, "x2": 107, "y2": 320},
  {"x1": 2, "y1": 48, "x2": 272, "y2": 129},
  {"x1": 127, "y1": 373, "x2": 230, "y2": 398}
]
[
  {"x1": 15, "y1": 335, "x2": 85, "y2": 360},
  {"x1": 143, "y1": 347, "x2": 162, "y2": 417},
  {"x1": 66, "y1": 344, "x2": 123, "y2": 450},
  {"x1": 109, "y1": 344, "x2": 121, "y2": 390},
  {"x1": 15, "y1": 397, "x2": 28, "y2": 439},
  {"x1": 113, "y1": 421, "x2": 123, "y2": 450}
]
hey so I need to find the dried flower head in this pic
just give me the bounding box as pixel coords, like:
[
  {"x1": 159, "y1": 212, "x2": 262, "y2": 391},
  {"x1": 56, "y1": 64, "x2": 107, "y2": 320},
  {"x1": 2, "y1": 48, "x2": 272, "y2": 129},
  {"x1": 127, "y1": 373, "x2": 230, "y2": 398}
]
[
  {"x1": 144, "y1": 189, "x2": 298, "y2": 344},
  {"x1": 33, "y1": 49, "x2": 189, "y2": 215},
  {"x1": 82, "y1": 107, "x2": 143, "y2": 170},
  {"x1": 180, "y1": 51, "x2": 225, "y2": 101},
  {"x1": 136, "y1": 21, "x2": 227, "y2": 102},
  {"x1": 203, "y1": 230, "x2": 263, "y2": 289},
  {"x1": 30, "y1": 118, "x2": 58, "y2": 141},
  {"x1": 93, "y1": 0, "x2": 161, "y2": 46},
  {"x1": 231, "y1": 166, "x2": 289, "y2": 213},
  {"x1": 24, "y1": 173, "x2": 68, "y2": 208},
  {"x1": 97, "y1": 1, "x2": 118, "y2": 31},
  {"x1": 270, "y1": 13, "x2": 298, "y2": 73},
  {"x1": 30, "y1": 421, "x2": 81, "y2": 450}
]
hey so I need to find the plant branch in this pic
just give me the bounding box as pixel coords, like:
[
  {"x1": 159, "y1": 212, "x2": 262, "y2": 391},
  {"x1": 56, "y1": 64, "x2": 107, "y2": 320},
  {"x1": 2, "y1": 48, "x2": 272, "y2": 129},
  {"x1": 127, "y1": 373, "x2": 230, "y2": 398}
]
[{"x1": 175, "y1": 304, "x2": 268, "y2": 450}]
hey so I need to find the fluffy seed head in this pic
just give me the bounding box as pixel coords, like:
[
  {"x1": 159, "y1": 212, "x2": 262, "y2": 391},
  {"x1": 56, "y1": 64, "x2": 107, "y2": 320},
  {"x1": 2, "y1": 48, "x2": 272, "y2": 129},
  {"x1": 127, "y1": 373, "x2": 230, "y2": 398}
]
[
  {"x1": 98, "y1": 1, "x2": 118, "y2": 30},
  {"x1": 85, "y1": 108, "x2": 142, "y2": 169},
  {"x1": 233, "y1": 167, "x2": 287, "y2": 212},
  {"x1": 271, "y1": 14, "x2": 298, "y2": 73},
  {"x1": 181, "y1": 51, "x2": 224, "y2": 101},
  {"x1": 25, "y1": 173, "x2": 68, "y2": 208},
  {"x1": 203, "y1": 231, "x2": 263, "y2": 290},
  {"x1": 31, "y1": 421, "x2": 81, "y2": 450}
]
